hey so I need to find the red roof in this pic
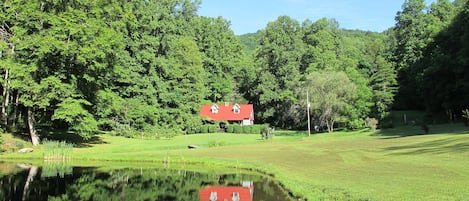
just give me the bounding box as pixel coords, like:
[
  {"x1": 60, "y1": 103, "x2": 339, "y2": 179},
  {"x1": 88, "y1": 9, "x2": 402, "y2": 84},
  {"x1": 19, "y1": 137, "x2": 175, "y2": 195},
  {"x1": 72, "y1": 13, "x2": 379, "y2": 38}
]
[
  {"x1": 200, "y1": 104, "x2": 254, "y2": 121},
  {"x1": 199, "y1": 186, "x2": 253, "y2": 201}
]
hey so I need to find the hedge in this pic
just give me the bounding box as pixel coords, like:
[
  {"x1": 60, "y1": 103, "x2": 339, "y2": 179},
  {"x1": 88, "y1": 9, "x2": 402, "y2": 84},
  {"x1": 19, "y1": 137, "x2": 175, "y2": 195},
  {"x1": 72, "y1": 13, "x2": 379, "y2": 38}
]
[
  {"x1": 226, "y1": 125, "x2": 234, "y2": 133},
  {"x1": 189, "y1": 124, "x2": 269, "y2": 134},
  {"x1": 208, "y1": 125, "x2": 217, "y2": 133},
  {"x1": 199, "y1": 125, "x2": 210, "y2": 133}
]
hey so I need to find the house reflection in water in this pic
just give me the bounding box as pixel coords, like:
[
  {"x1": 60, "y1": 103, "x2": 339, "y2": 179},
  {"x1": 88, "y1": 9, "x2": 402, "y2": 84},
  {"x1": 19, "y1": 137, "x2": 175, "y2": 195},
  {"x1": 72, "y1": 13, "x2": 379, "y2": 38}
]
[{"x1": 199, "y1": 181, "x2": 253, "y2": 201}]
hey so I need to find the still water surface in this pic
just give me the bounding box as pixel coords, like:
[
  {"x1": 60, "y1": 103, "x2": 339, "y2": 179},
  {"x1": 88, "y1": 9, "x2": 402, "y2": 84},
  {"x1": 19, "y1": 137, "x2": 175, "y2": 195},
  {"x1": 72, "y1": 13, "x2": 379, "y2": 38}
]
[{"x1": 0, "y1": 163, "x2": 293, "y2": 201}]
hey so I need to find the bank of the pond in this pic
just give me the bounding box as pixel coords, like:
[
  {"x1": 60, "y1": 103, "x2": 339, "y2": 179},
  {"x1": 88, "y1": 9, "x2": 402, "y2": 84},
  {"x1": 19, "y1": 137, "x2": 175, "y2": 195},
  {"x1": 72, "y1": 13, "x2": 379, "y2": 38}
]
[
  {"x1": 0, "y1": 162, "x2": 294, "y2": 201},
  {"x1": 2, "y1": 124, "x2": 469, "y2": 201}
]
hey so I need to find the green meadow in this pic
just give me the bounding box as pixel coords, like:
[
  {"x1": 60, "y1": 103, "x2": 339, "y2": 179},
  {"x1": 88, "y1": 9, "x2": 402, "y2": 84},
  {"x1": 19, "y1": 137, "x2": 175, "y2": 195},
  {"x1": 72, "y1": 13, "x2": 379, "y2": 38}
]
[{"x1": 2, "y1": 124, "x2": 469, "y2": 201}]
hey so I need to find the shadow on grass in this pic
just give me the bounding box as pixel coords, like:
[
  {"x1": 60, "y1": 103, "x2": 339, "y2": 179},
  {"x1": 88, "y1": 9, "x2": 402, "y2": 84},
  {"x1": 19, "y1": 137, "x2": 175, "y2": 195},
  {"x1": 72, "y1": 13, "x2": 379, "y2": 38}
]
[
  {"x1": 38, "y1": 130, "x2": 108, "y2": 148},
  {"x1": 374, "y1": 123, "x2": 469, "y2": 139},
  {"x1": 382, "y1": 138, "x2": 469, "y2": 155},
  {"x1": 374, "y1": 124, "x2": 469, "y2": 155}
]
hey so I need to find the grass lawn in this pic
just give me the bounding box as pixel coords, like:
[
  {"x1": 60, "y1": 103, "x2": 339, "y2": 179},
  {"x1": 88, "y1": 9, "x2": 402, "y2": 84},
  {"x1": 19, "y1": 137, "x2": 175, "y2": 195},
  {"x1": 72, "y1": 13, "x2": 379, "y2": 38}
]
[{"x1": 1, "y1": 124, "x2": 469, "y2": 200}]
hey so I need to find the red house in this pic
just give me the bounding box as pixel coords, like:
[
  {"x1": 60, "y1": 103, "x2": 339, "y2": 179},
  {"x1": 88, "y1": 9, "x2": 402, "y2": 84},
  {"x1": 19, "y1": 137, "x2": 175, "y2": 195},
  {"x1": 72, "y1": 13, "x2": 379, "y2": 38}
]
[
  {"x1": 200, "y1": 103, "x2": 254, "y2": 125},
  {"x1": 199, "y1": 182, "x2": 254, "y2": 201}
]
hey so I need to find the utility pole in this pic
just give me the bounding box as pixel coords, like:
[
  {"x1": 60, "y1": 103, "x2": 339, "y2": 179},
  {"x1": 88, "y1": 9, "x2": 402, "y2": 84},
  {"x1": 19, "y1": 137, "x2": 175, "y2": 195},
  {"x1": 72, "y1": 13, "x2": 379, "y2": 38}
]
[{"x1": 307, "y1": 91, "x2": 311, "y2": 136}]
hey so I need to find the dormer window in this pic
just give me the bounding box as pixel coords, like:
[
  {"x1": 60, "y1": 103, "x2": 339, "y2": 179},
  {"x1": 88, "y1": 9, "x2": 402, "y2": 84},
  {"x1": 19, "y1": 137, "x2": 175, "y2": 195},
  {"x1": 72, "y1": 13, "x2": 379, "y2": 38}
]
[
  {"x1": 211, "y1": 104, "x2": 219, "y2": 114},
  {"x1": 233, "y1": 104, "x2": 241, "y2": 114}
]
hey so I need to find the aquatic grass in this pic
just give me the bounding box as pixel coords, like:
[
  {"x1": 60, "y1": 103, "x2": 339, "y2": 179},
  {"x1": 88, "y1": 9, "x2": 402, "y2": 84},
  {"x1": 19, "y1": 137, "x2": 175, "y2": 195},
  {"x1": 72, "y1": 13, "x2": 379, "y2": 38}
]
[
  {"x1": 41, "y1": 160, "x2": 73, "y2": 178},
  {"x1": 42, "y1": 140, "x2": 73, "y2": 161}
]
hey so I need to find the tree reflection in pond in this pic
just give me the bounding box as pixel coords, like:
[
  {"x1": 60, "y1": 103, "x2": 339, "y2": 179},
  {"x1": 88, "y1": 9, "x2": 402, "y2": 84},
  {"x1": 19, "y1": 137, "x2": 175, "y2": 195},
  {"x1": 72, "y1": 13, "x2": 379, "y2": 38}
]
[{"x1": 0, "y1": 165, "x2": 293, "y2": 201}]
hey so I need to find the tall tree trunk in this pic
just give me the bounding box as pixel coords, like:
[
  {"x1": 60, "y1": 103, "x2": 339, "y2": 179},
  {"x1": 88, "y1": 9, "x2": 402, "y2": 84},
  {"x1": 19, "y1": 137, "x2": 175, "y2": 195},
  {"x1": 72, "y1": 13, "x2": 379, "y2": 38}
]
[
  {"x1": 2, "y1": 68, "x2": 10, "y2": 128},
  {"x1": 27, "y1": 108, "x2": 40, "y2": 146},
  {"x1": 326, "y1": 119, "x2": 335, "y2": 133},
  {"x1": 11, "y1": 92, "x2": 19, "y2": 128}
]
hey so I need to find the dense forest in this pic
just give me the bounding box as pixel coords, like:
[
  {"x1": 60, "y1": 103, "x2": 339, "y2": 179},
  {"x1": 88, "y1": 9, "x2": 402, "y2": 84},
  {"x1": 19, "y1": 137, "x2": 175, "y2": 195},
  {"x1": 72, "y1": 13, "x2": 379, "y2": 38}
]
[{"x1": 0, "y1": 0, "x2": 468, "y2": 145}]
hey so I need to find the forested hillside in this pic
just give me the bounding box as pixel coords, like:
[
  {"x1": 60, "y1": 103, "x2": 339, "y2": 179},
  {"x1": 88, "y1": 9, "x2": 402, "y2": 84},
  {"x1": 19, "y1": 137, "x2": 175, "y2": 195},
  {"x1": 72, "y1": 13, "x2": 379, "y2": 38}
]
[{"x1": 1, "y1": 0, "x2": 468, "y2": 144}]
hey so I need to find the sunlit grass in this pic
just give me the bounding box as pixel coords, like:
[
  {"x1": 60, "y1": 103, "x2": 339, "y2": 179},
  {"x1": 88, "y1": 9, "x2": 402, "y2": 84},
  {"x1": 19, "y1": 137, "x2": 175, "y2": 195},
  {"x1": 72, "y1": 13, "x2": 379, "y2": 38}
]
[{"x1": 1, "y1": 125, "x2": 469, "y2": 200}]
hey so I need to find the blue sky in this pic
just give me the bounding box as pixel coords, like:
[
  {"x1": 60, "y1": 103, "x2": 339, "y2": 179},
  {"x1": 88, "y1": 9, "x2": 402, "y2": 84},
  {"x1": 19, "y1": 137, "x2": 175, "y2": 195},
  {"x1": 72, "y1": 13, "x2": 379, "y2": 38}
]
[{"x1": 198, "y1": 0, "x2": 436, "y2": 35}]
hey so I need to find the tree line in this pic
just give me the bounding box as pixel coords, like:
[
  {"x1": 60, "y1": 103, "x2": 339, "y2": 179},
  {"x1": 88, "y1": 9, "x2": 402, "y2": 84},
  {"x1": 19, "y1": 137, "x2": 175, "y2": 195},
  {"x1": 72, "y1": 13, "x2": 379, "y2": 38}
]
[
  {"x1": 241, "y1": 0, "x2": 469, "y2": 130},
  {"x1": 0, "y1": 0, "x2": 467, "y2": 145}
]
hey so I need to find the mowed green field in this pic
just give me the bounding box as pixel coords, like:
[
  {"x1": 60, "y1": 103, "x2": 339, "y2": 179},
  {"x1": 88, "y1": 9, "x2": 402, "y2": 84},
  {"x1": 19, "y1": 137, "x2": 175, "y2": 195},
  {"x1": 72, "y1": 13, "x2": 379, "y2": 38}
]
[{"x1": 2, "y1": 124, "x2": 469, "y2": 201}]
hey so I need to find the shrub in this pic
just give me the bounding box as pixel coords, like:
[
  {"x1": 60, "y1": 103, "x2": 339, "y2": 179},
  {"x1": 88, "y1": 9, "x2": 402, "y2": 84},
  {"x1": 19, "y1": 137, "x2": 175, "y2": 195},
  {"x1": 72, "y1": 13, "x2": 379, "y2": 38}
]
[
  {"x1": 200, "y1": 125, "x2": 210, "y2": 133},
  {"x1": 208, "y1": 125, "x2": 217, "y2": 133},
  {"x1": 348, "y1": 119, "x2": 366, "y2": 130},
  {"x1": 112, "y1": 121, "x2": 134, "y2": 138},
  {"x1": 261, "y1": 126, "x2": 272, "y2": 140},
  {"x1": 186, "y1": 125, "x2": 203, "y2": 134},
  {"x1": 242, "y1": 126, "x2": 252, "y2": 134},
  {"x1": 251, "y1": 125, "x2": 262, "y2": 134},
  {"x1": 226, "y1": 125, "x2": 234, "y2": 133},
  {"x1": 232, "y1": 124, "x2": 243, "y2": 134},
  {"x1": 365, "y1": 117, "x2": 379, "y2": 131}
]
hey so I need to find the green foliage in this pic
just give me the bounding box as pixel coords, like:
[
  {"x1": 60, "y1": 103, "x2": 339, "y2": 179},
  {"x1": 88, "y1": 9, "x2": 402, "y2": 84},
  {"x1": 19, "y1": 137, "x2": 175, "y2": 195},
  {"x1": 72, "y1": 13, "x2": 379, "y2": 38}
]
[
  {"x1": 207, "y1": 125, "x2": 217, "y2": 133},
  {"x1": 226, "y1": 125, "x2": 235, "y2": 133},
  {"x1": 251, "y1": 125, "x2": 262, "y2": 134},
  {"x1": 1, "y1": 0, "x2": 242, "y2": 142},
  {"x1": 232, "y1": 124, "x2": 243, "y2": 134},
  {"x1": 200, "y1": 125, "x2": 210, "y2": 134},
  {"x1": 52, "y1": 98, "x2": 98, "y2": 139},
  {"x1": 2, "y1": 0, "x2": 467, "y2": 144},
  {"x1": 253, "y1": 16, "x2": 304, "y2": 127},
  {"x1": 185, "y1": 126, "x2": 199, "y2": 135},
  {"x1": 111, "y1": 121, "x2": 134, "y2": 138},
  {"x1": 238, "y1": 31, "x2": 261, "y2": 55},
  {"x1": 193, "y1": 16, "x2": 244, "y2": 102},
  {"x1": 242, "y1": 126, "x2": 252, "y2": 134},
  {"x1": 222, "y1": 124, "x2": 267, "y2": 134},
  {"x1": 392, "y1": 0, "x2": 466, "y2": 117},
  {"x1": 300, "y1": 71, "x2": 357, "y2": 133},
  {"x1": 348, "y1": 119, "x2": 366, "y2": 130}
]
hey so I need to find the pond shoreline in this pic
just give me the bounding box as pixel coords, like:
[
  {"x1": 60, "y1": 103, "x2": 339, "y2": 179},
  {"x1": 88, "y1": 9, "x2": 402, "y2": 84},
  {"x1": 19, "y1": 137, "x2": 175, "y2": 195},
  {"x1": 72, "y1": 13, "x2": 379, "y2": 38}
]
[
  {"x1": 3, "y1": 127, "x2": 469, "y2": 201},
  {"x1": 0, "y1": 158, "x2": 300, "y2": 201}
]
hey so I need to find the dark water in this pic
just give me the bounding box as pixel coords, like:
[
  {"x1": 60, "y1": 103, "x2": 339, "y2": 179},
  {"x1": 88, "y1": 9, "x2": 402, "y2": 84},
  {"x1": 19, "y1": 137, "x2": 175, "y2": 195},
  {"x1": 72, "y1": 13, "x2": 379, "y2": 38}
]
[{"x1": 0, "y1": 163, "x2": 293, "y2": 201}]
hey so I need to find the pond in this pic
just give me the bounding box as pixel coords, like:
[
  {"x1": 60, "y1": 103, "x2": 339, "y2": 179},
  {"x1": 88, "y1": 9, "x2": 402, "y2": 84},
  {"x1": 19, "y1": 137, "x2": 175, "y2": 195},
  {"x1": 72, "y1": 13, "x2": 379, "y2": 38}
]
[{"x1": 0, "y1": 162, "x2": 293, "y2": 201}]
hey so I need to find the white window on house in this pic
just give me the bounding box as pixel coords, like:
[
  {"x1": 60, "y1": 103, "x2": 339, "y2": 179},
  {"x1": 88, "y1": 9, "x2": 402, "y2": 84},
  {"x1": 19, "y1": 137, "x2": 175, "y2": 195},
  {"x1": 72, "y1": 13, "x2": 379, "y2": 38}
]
[
  {"x1": 233, "y1": 104, "x2": 241, "y2": 114},
  {"x1": 242, "y1": 118, "x2": 252, "y2": 126},
  {"x1": 211, "y1": 104, "x2": 219, "y2": 114}
]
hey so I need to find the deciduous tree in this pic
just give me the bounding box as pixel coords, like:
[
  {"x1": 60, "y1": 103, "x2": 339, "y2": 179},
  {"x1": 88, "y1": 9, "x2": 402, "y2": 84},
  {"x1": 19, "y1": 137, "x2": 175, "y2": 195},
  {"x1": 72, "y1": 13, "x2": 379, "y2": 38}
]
[{"x1": 300, "y1": 71, "x2": 357, "y2": 133}]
